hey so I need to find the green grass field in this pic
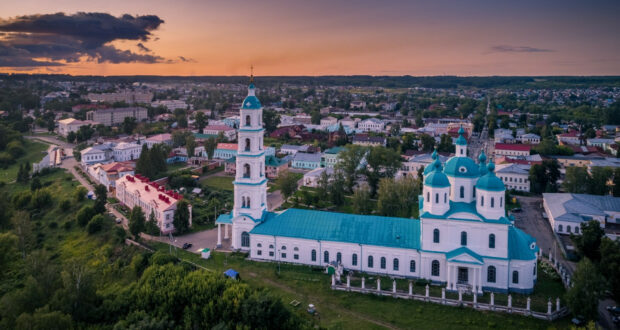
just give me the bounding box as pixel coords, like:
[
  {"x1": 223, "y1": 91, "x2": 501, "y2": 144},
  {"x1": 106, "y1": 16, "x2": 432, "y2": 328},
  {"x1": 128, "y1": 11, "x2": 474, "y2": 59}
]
[
  {"x1": 148, "y1": 244, "x2": 571, "y2": 330},
  {"x1": 201, "y1": 175, "x2": 235, "y2": 191},
  {"x1": 0, "y1": 140, "x2": 48, "y2": 183}
]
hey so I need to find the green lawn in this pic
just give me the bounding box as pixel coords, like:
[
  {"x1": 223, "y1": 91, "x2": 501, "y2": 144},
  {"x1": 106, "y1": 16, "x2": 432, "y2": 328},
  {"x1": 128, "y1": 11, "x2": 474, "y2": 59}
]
[
  {"x1": 0, "y1": 140, "x2": 48, "y2": 183},
  {"x1": 201, "y1": 175, "x2": 235, "y2": 191},
  {"x1": 148, "y1": 244, "x2": 571, "y2": 329}
]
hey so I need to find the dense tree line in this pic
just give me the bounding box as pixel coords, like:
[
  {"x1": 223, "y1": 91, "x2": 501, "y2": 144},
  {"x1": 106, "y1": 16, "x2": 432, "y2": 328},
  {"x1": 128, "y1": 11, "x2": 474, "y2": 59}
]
[
  {"x1": 563, "y1": 166, "x2": 620, "y2": 196},
  {"x1": 135, "y1": 144, "x2": 169, "y2": 179}
]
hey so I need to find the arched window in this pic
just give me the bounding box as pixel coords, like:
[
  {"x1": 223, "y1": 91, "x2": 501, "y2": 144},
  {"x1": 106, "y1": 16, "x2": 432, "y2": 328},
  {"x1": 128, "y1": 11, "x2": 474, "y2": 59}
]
[
  {"x1": 567, "y1": 226, "x2": 572, "y2": 233},
  {"x1": 352, "y1": 253, "x2": 358, "y2": 266},
  {"x1": 533, "y1": 266, "x2": 537, "y2": 275},
  {"x1": 336, "y1": 252, "x2": 342, "y2": 263},
  {"x1": 246, "y1": 197, "x2": 250, "y2": 208},
  {"x1": 512, "y1": 271, "x2": 519, "y2": 284},
  {"x1": 311, "y1": 249, "x2": 317, "y2": 261},
  {"x1": 431, "y1": 260, "x2": 440, "y2": 276},
  {"x1": 491, "y1": 197, "x2": 495, "y2": 208},
  {"x1": 461, "y1": 231, "x2": 467, "y2": 246},
  {"x1": 368, "y1": 256, "x2": 374, "y2": 268},
  {"x1": 409, "y1": 260, "x2": 416, "y2": 273},
  {"x1": 558, "y1": 224, "x2": 563, "y2": 232},
  {"x1": 324, "y1": 251, "x2": 329, "y2": 263},
  {"x1": 293, "y1": 247, "x2": 299, "y2": 251},
  {"x1": 489, "y1": 234, "x2": 495, "y2": 249},
  {"x1": 444, "y1": 193, "x2": 447, "y2": 203},
  {"x1": 473, "y1": 187, "x2": 476, "y2": 197},
  {"x1": 281, "y1": 245, "x2": 286, "y2": 250},
  {"x1": 245, "y1": 138, "x2": 251, "y2": 151},
  {"x1": 426, "y1": 192, "x2": 430, "y2": 202},
  {"x1": 500, "y1": 197, "x2": 503, "y2": 207},
  {"x1": 243, "y1": 164, "x2": 251, "y2": 178},
  {"x1": 245, "y1": 115, "x2": 251, "y2": 126},
  {"x1": 460, "y1": 186, "x2": 464, "y2": 198},
  {"x1": 241, "y1": 232, "x2": 250, "y2": 247},
  {"x1": 435, "y1": 193, "x2": 439, "y2": 203},
  {"x1": 393, "y1": 258, "x2": 399, "y2": 271},
  {"x1": 380, "y1": 257, "x2": 386, "y2": 269},
  {"x1": 481, "y1": 196, "x2": 484, "y2": 206},
  {"x1": 257, "y1": 243, "x2": 262, "y2": 247},
  {"x1": 487, "y1": 266, "x2": 496, "y2": 283},
  {"x1": 433, "y1": 229, "x2": 440, "y2": 243},
  {"x1": 575, "y1": 226, "x2": 579, "y2": 234}
]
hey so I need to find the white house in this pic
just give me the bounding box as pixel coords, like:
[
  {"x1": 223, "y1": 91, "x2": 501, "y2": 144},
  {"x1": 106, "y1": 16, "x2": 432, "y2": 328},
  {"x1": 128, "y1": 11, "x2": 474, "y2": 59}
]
[
  {"x1": 145, "y1": 133, "x2": 173, "y2": 148},
  {"x1": 57, "y1": 118, "x2": 98, "y2": 137},
  {"x1": 519, "y1": 133, "x2": 540, "y2": 145},
  {"x1": 112, "y1": 142, "x2": 142, "y2": 162},
  {"x1": 216, "y1": 82, "x2": 539, "y2": 294},
  {"x1": 358, "y1": 118, "x2": 386, "y2": 132},
  {"x1": 543, "y1": 193, "x2": 618, "y2": 236},
  {"x1": 495, "y1": 163, "x2": 530, "y2": 192},
  {"x1": 202, "y1": 125, "x2": 237, "y2": 141},
  {"x1": 88, "y1": 162, "x2": 135, "y2": 189},
  {"x1": 81, "y1": 143, "x2": 114, "y2": 166}
]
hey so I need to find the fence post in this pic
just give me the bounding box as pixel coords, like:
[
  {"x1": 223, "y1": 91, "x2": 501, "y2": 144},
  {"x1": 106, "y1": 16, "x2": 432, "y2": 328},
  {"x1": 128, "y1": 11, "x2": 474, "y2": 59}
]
[
  {"x1": 346, "y1": 275, "x2": 350, "y2": 289},
  {"x1": 458, "y1": 289, "x2": 462, "y2": 303},
  {"x1": 507, "y1": 294, "x2": 512, "y2": 312},
  {"x1": 526, "y1": 297, "x2": 531, "y2": 315},
  {"x1": 441, "y1": 287, "x2": 446, "y2": 304},
  {"x1": 408, "y1": 281, "x2": 413, "y2": 296},
  {"x1": 362, "y1": 277, "x2": 365, "y2": 290},
  {"x1": 392, "y1": 279, "x2": 397, "y2": 294},
  {"x1": 425, "y1": 284, "x2": 429, "y2": 301},
  {"x1": 490, "y1": 292, "x2": 495, "y2": 310},
  {"x1": 556, "y1": 297, "x2": 560, "y2": 311},
  {"x1": 377, "y1": 278, "x2": 381, "y2": 292},
  {"x1": 331, "y1": 274, "x2": 335, "y2": 287},
  {"x1": 473, "y1": 291, "x2": 478, "y2": 307},
  {"x1": 547, "y1": 299, "x2": 552, "y2": 316}
]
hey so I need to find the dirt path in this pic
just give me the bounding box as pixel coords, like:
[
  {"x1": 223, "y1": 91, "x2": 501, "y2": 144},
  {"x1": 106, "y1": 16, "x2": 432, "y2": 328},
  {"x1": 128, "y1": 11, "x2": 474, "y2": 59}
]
[{"x1": 247, "y1": 273, "x2": 399, "y2": 330}]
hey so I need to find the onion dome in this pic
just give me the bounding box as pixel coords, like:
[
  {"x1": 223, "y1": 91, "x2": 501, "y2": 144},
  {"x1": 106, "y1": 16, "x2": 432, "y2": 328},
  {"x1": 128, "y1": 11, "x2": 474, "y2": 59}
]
[
  {"x1": 424, "y1": 159, "x2": 450, "y2": 188},
  {"x1": 423, "y1": 149, "x2": 439, "y2": 175},
  {"x1": 475, "y1": 161, "x2": 505, "y2": 191},
  {"x1": 444, "y1": 156, "x2": 479, "y2": 178},
  {"x1": 241, "y1": 83, "x2": 262, "y2": 110},
  {"x1": 455, "y1": 125, "x2": 467, "y2": 146},
  {"x1": 478, "y1": 150, "x2": 488, "y2": 176}
]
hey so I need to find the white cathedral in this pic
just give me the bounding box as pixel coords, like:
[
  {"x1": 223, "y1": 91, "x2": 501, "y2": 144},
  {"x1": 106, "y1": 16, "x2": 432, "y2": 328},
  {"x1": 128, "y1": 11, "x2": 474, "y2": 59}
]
[{"x1": 216, "y1": 81, "x2": 539, "y2": 294}]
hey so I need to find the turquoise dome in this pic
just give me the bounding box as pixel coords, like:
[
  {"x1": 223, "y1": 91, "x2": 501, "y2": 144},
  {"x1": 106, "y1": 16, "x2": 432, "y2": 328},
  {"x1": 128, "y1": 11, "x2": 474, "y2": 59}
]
[
  {"x1": 241, "y1": 95, "x2": 262, "y2": 109},
  {"x1": 425, "y1": 170, "x2": 450, "y2": 188},
  {"x1": 444, "y1": 156, "x2": 479, "y2": 178},
  {"x1": 478, "y1": 150, "x2": 487, "y2": 163},
  {"x1": 475, "y1": 162, "x2": 505, "y2": 191},
  {"x1": 455, "y1": 135, "x2": 467, "y2": 146},
  {"x1": 423, "y1": 150, "x2": 439, "y2": 175}
]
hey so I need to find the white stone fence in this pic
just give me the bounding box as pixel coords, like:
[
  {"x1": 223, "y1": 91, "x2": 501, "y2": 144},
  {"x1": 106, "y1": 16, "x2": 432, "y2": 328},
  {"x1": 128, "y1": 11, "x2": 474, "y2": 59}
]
[{"x1": 330, "y1": 275, "x2": 569, "y2": 321}]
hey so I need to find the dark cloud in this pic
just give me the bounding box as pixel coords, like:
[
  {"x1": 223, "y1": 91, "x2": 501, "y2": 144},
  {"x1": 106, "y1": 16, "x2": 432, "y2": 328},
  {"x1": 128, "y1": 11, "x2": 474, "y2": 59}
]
[
  {"x1": 178, "y1": 56, "x2": 196, "y2": 63},
  {"x1": 0, "y1": 12, "x2": 174, "y2": 68},
  {"x1": 487, "y1": 45, "x2": 554, "y2": 53},
  {"x1": 136, "y1": 42, "x2": 151, "y2": 52}
]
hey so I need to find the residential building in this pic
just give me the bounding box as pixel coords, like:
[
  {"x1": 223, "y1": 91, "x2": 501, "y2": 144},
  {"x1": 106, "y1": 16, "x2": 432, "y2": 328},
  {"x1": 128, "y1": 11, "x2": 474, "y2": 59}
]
[
  {"x1": 518, "y1": 133, "x2": 541, "y2": 145},
  {"x1": 291, "y1": 152, "x2": 322, "y2": 170},
  {"x1": 202, "y1": 125, "x2": 236, "y2": 141},
  {"x1": 86, "y1": 107, "x2": 148, "y2": 126},
  {"x1": 320, "y1": 116, "x2": 338, "y2": 127},
  {"x1": 280, "y1": 144, "x2": 312, "y2": 155},
  {"x1": 543, "y1": 193, "x2": 619, "y2": 237},
  {"x1": 87, "y1": 91, "x2": 153, "y2": 104},
  {"x1": 556, "y1": 130, "x2": 581, "y2": 145},
  {"x1": 352, "y1": 134, "x2": 386, "y2": 147},
  {"x1": 350, "y1": 100, "x2": 366, "y2": 109},
  {"x1": 145, "y1": 133, "x2": 173, "y2": 148},
  {"x1": 494, "y1": 143, "x2": 531, "y2": 160},
  {"x1": 495, "y1": 164, "x2": 530, "y2": 192},
  {"x1": 80, "y1": 143, "x2": 114, "y2": 166},
  {"x1": 88, "y1": 162, "x2": 135, "y2": 190},
  {"x1": 151, "y1": 99, "x2": 188, "y2": 111},
  {"x1": 321, "y1": 147, "x2": 344, "y2": 168},
  {"x1": 116, "y1": 174, "x2": 192, "y2": 234},
  {"x1": 358, "y1": 118, "x2": 386, "y2": 132},
  {"x1": 57, "y1": 118, "x2": 98, "y2": 137},
  {"x1": 397, "y1": 153, "x2": 449, "y2": 179},
  {"x1": 112, "y1": 142, "x2": 142, "y2": 162}
]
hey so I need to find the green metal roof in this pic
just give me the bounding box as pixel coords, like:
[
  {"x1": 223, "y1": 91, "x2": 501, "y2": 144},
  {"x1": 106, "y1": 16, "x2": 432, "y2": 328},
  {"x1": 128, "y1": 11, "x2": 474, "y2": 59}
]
[
  {"x1": 250, "y1": 208, "x2": 421, "y2": 249},
  {"x1": 508, "y1": 226, "x2": 538, "y2": 260},
  {"x1": 444, "y1": 156, "x2": 480, "y2": 178},
  {"x1": 324, "y1": 146, "x2": 344, "y2": 154}
]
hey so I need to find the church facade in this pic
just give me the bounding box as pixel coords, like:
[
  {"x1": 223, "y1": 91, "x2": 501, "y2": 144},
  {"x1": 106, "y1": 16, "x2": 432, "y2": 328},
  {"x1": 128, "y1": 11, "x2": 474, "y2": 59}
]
[{"x1": 217, "y1": 82, "x2": 539, "y2": 294}]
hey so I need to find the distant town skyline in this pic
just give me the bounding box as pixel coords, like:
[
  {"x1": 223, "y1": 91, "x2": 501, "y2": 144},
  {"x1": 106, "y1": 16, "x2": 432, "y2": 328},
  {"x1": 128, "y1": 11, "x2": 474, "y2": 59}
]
[{"x1": 0, "y1": 0, "x2": 619, "y2": 76}]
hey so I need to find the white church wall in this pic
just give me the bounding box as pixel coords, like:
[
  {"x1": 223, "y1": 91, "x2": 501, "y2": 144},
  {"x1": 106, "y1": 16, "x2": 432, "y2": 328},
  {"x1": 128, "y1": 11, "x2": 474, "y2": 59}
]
[{"x1": 447, "y1": 177, "x2": 477, "y2": 203}]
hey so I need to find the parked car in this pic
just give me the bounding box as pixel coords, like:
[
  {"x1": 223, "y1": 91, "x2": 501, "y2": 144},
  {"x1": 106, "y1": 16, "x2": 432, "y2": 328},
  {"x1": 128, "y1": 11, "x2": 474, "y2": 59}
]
[
  {"x1": 182, "y1": 243, "x2": 193, "y2": 250},
  {"x1": 115, "y1": 218, "x2": 122, "y2": 224}
]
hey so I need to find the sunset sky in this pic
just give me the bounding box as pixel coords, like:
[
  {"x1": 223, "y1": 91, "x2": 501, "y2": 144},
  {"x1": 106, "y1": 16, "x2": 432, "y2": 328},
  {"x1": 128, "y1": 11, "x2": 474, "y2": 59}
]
[{"x1": 0, "y1": 0, "x2": 619, "y2": 76}]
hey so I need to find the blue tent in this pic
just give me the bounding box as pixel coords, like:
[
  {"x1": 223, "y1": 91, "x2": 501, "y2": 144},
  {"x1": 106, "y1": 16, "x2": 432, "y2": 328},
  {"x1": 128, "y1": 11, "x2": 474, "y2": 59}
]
[{"x1": 224, "y1": 269, "x2": 239, "y2": 279}]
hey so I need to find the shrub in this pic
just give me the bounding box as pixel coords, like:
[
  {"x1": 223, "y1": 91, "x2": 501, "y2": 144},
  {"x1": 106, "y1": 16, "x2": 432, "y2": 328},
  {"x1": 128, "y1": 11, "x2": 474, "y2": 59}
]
[
  {"x1": 48, "y1": 221, "x2": 58, "y2": 229},
  {"x1": 6, "y1": 140, "x2": 24, "y2": 158},
  {"x1": 73, "y1": 186, "x2": 88, "y2": 203},
  {"x1": 87, "y1": 215, "x2": 105, "y2": 234},
  {"x1": 63, "y1": 221, "x2": 73, "y2": 230},
  {"x1": 76, "y1": 206, "x2": 95, "y2": 227},
  {"x1": 59, "y1": 199, "x2": 71, "y2": 211},
  {"x1": 30, "y1": 188, "x2": 53, "y2": 209},
  {"x1": 151, "y1": 251, "x2": 177, "y2": 265}
]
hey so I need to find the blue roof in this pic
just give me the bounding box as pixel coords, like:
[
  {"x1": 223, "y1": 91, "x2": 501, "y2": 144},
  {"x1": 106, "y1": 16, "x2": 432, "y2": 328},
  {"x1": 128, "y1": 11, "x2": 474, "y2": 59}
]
[
  {"x1": 420, "y1": 201, "x2": 511, "y2": 224},
  {"x1": 425, "y1": 170, "x2": 450, "y2": 188},
  {"x1": 455, "y1": 135, "x2": 467, "y2": 146},
  {"x1": 508, "y1": 226, "x2": 538, "y2": 260},
  {"x1": 241, "y1": 95, "x2": 262, "y2": 110},
  {"x1": 475, "y1": 162, "x2": 505, "y2": 191},
  {"x1": 216, "y1": 213, "x2": 232, "y2": 224},
  {"x1": 444, "y1": 156, "x2": 480, "y2": 178},
  {"x1": 250, "y1": 208, "x2": 421, "y2": 249}
]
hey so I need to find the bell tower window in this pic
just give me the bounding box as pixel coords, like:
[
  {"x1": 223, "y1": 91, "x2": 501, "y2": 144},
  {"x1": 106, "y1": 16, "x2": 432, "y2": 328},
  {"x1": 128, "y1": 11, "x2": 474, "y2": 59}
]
[
  {"x1": 245, "y1": 115, "x2": 251, "y2": 126},
  {"x1": 245, "y1": 138, "x2": 251, "y2": 152},
  {"x1": 243, "y1": 164, "x2": 251, "y2": 178}
]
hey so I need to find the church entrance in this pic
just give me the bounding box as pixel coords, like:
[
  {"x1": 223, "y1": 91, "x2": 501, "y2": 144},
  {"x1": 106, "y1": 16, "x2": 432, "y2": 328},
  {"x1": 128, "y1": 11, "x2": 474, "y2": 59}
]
[{"x1": 457, "y1": 267, "x2": 469, "y2": 284}]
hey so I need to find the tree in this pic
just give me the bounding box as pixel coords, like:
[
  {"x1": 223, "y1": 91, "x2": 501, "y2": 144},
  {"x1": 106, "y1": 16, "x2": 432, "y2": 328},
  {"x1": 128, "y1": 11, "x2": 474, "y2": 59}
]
[
  {"x1": 336, "y1": 145, "x2": 367, "y2": 193},
  {"x1": 86, "y1": 214, "x2": 105, "y2": 234},
  {"x1": 17, "y1": 163, "x2": 30, "y2": 184},
  {"x1": 73, "y1": 186, "x2": 87, "y2": 202},
  {"x1": 51, "y1": 261, "x2": 98, "y2": 322},
  {"x1": 377, "y1": 177, "x2": 420, "y2": 218},
  {"x1": 186, "y1": 134, "x2": 196, "y2": 158},
  {"x1": 419, "y1": 133, "x2": 435, "y2": 152},
  {"x1": 364, "y1": 146, "x2": 402, "y2": 197},
  {"x1": 204, "y1": 137, "x2": 217, "y2": 160},
  {"x1": 437, "y1": 134, "x2": 455, "y2": 153},
  {"x1": 565, "y1": 258, "x2": 604, "y2": 321},
  {"x1": 587, "y1": 166, "x2": 612, "y2": 195},
  {"x1": 0, "y1": 232, "x2": 18, "y2": 278},
  {"x1": 599, "y1": 238, "x2": 620, "y2": 302},
  {"x1": 171, "y1": 130, "x2": 191, "y2": 147},
  {"x1": 613, "y1": 167, "x2": 620, "y2": 197},
  {"x1": 15, "y1": 308, "x2": 73, "y2": 330},
  {"x1": 351, "y1": 186, "x2": 372, "y2": 215},
  {"x1": 194, "y1": 111, "x2": 207, "y2": 134},
  {"x1": 572, "y1": 220, "x2": 605, "y2": 262},
  {"x1": 135, "y1": 144, "x2": 154, "y2": 179},
  {"x1": 529, "y1": 159, "x2": 560, "y2": 193},
  {"x1": 76, "y1": 206, "x2": 95, "y2": 227},
  {"x1": 29, "y1": 177, "x2": 41, "y2": 191},
  {"x1": 128, "y1": 206, "x2": 146, "y2": 238},
  {"x1": 11, "y1": 211, "x2": 33, "y2": 258},
  {"x1": 145, "y1": 210, "x2": 160, "y2": 235},
  {"x1": 66, "y1": 131, "x2": 76, "y2": 143},
  {"x1": 122, "y1": 117, "x2": 137, "y2": 135},
  {"x1": 328, "y1": 171, "x2": 346, "y2": 206},
  {"x1": 93, "y1": 184, "x2": 107, "y2": 214},
  {"x1": 277, "y1": 170, "x2": 298, "y2": 202},
  {"x1": 563, "y1": 166, "x2": 588, "y2": 193},
  {"x1": 173, "y1": 200, "x2": 191, "y2": 234},
  {"x1": 262, "y1": 109, "x2": 280, "y2": 134}
]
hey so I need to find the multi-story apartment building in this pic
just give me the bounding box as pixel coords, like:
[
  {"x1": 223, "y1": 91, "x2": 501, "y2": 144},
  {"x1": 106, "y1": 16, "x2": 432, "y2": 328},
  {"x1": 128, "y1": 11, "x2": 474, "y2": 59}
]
[{"x1": 86, "y1": 107, "x2": 148, "y2": 126}]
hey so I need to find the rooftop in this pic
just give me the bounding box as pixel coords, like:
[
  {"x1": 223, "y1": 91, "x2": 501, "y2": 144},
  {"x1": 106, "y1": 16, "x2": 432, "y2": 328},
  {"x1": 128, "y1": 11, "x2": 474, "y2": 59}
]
[
  {"x1": 543, "y1": 193, "x2": 620, "y2": 223},
  {"x1": 494, "y1": 143, "x2": 532, "y2": 151}
]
